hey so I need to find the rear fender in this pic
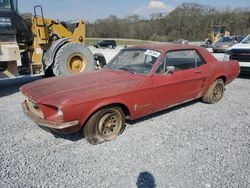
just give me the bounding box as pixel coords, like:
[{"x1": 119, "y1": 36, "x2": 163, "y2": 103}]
[{"x1": 223, "y1": 60, "x2": 240, "y2": 84}]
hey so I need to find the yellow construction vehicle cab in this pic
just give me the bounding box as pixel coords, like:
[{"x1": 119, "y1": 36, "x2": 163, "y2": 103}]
[
  {"x1": 0, "y1": 2, "x2": 105, "y2": 79},
  {"x1": 204, "y1": 25, "x2": 230, "y2": 48}
]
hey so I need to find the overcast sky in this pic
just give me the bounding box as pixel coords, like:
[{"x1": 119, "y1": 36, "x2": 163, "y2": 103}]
[{"x1": 19, "y1": 0, "x2": 250, "y2": 22}]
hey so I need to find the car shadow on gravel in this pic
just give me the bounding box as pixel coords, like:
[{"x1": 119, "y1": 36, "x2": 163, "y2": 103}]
[
  {"x1": 136, "y1": 171, "x2": 156, "y2": 188},
  {"x1": 41, "y1": 127, "x2": 84, "y2": 142},
  {"x1": 52, "y1": 131, "x2": 84, "y2": 141},
  {"x1": 0, "y1": 83, "x2": 22, "y2": 97},
  {"x1": 0, "y1": 76, "x2": 42, "y2": 97},
  {"x1": 127, "y1": 99, "x2": 200, "y2": 126}
]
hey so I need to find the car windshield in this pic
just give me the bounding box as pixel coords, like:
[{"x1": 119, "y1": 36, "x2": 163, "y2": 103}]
[
  {"x1": 236, "y1": 36, "x2": 244, "y2": 42},
  {"x1": 101, "y1": 41, "x2": 108, "y2": 44},
  {"x1": 0, "y1": 0, "x2": 10, "y2": 8},
  {"x1": 106, "y1": 48, "x2": 161, "y2": 74},
  {"x1": 241, "y1": 35, "x2": 250, "y2": 44}
]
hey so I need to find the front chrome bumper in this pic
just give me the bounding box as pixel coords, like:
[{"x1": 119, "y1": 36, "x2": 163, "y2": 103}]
[{"x1": 21, "y1": 100, "x2": 79, "y2": 130}]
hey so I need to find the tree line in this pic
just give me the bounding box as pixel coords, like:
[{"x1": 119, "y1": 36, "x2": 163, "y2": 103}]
[{"x1": 86, "y1": 3, "x2": 250, "y2": 41}]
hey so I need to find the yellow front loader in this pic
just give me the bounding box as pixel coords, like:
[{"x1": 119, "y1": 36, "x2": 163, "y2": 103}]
[
  {"x1": 0, "y1": 3, "x2": 105, "y2": 79},
  {"x1": 204, "y1": 25, "x2": 230, "y2": 48},
  {"x1": 30, "y1": 5, "x2": 96, "y2": 76}
]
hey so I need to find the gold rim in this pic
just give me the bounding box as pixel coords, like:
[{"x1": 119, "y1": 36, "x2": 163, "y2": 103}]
[
  {"x1": 97, "y1": 109, "x2": 122, "y2": 141},
  {"x1": 67, "y1": 54, "x2": 87, "y2": 73},
  {"x1": 212, "y1": 83, "x2": 223, "y2": 102}
]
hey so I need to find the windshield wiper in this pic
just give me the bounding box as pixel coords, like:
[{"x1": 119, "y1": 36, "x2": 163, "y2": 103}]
[{"x1": 118, "y1": 67, "x2": 136, "y2": 74}]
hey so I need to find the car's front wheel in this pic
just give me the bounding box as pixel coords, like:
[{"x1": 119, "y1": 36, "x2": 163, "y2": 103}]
[
  {"x1": 202, "y1": 78, "x2": 224, "y2": 104},
  {"x1": 84, "y1": 106, "x2": 125, "y2": 145}
]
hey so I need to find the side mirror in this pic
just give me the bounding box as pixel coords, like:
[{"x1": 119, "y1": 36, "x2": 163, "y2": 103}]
[{"x1": 165, "y1": 66, "x2": 175, "y2": 75}]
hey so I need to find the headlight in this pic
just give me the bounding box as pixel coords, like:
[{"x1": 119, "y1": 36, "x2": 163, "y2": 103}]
[
  {"x1": 57, "y1": 108, "x2": 64, "y2": 120},
  {"x1": 39, "y1": 104, "x2": 64, "y2": 121},
  {"x1": 0, "y1": 17, "x2": 12, "y2": 27}
]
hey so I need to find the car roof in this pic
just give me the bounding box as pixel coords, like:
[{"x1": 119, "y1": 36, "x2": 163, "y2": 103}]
[{"x1": 129, "y1": 44, "x2": 204, "y2": 53}]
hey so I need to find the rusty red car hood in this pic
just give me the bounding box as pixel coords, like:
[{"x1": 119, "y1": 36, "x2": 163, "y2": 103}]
[{"x1": 20, "y1": 70, "x2": 142, "y2": 106}]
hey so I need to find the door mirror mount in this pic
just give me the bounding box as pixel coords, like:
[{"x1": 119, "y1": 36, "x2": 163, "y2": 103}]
[{"x1": 164, "y1": 66, "x2": 175, "y2": 75}]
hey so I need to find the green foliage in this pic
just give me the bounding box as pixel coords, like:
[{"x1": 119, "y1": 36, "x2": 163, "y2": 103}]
[{"x1": 86, "y1": 3, "x2": 250, "y2": 41}]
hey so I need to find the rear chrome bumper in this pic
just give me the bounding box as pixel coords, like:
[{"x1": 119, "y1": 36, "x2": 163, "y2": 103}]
[
  {"x1": 21, "y1": 101, "x2": 79, "y2": 130},
  {"x1": 239, "y1": 62, "x2": 250, "y2": 68}
]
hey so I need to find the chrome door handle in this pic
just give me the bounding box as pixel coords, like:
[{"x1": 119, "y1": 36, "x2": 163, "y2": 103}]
[{"x1": 194, "y1": 70, "x2": 202, "y2": 74}]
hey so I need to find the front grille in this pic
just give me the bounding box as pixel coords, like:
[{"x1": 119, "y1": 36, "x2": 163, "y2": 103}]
[
  {"x1": 26, "y1": 99, "x2": 44, "y2": 119},
  {"x1": 231, "y1": 49, "x2": 250, "y2": 62},
  {"x1": 240, "y1": 67, "x2": 250, "y2": 72}
]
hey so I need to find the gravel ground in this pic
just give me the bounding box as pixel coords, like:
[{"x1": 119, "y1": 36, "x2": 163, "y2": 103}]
[{"x1": 0, "y1": 50, "x2": 250, "y2": 187}]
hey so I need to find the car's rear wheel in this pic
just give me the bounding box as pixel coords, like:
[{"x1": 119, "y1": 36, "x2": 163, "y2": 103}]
[
  {"x1": 84, "y1": 106, "x2": 125, "y2": 145},
  {"x1": 202, "y1": 79, "x2": 224, "y2": 104}
]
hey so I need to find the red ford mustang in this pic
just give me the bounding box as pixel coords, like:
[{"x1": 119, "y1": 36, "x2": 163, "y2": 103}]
[{"x1": 20, "y1": 44, "x2": 240, "y2": 145}]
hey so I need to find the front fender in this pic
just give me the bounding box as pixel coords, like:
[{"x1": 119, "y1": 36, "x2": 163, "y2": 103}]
[{"x1": 79, "y1": 98, "x2": 131, "y2": 127}]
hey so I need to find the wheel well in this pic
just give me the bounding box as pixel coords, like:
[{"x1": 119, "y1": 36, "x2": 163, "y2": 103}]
[
  {"x1": 217, "y1": 76, "x2": 227, "y2": 83},
  {"x1": 82, "y1": 103, "x2": 131, "y2": 128},
  {"x1": 98, "y1": 103, "x2": 131, "y2": 119}
]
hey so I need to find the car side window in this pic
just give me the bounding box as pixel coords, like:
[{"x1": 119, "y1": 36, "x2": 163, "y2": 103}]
[
  {"x1": 166, "y1": 50, "x2": 196, "y2": 71},
  {"x1": 194, "y1": 52, "x2": 205, "y2": 67},
  {"x1": 156, "y1": 50, "x2": 205, "y2": 74}
]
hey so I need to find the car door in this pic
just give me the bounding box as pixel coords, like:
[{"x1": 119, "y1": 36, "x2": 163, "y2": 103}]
[{"x1": 151, "y1": 49, "x2": 208, "y2": 111}]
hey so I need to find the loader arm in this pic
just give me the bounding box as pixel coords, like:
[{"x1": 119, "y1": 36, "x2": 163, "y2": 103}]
[
  {"x1": 32, "y1": 17, "x2": 85, "y2": 45},
  {"x1": 1, "y1": 2, "x2": 95, "y2": 79},
  {"x1": 31, "y1": 16, "x2": 86, "y2": 68}
]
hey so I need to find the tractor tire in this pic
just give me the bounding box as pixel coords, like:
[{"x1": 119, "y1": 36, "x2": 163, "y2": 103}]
[
  {"x1": 53, "y1": 43, "x2": 95, "y2": 76},
  {"x1": 83, "y1": 106, "x2": 125, "y2": 145},
  {"x1": 202, "y1": 79, "x2": 224, "y2": 104}
]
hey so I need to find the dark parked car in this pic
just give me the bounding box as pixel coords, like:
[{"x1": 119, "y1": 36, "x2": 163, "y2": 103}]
[
  {"x1": 94, "y1": 40, "x2": 117, "y2": 49},
  {"x1": 21, "y1": 44, "x2": 240, "y2": 145},
  {"x1": 212, "y1": 36, "x2": 245, "y2": 53}
]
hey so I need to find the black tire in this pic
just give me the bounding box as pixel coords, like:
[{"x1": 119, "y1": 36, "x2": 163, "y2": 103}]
[
  {"x1": 53, "y1": 43, "x2": 95, "y2": 76},
  {"x1": 94, "y1": 53, "x2": 106, "y2": 68},
  {"x1": 84, "y1": 106, "x2": 125, "y2": 145},
  {"x1": 202, "y1": 79, "x2": 224, "y2": 104}
]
